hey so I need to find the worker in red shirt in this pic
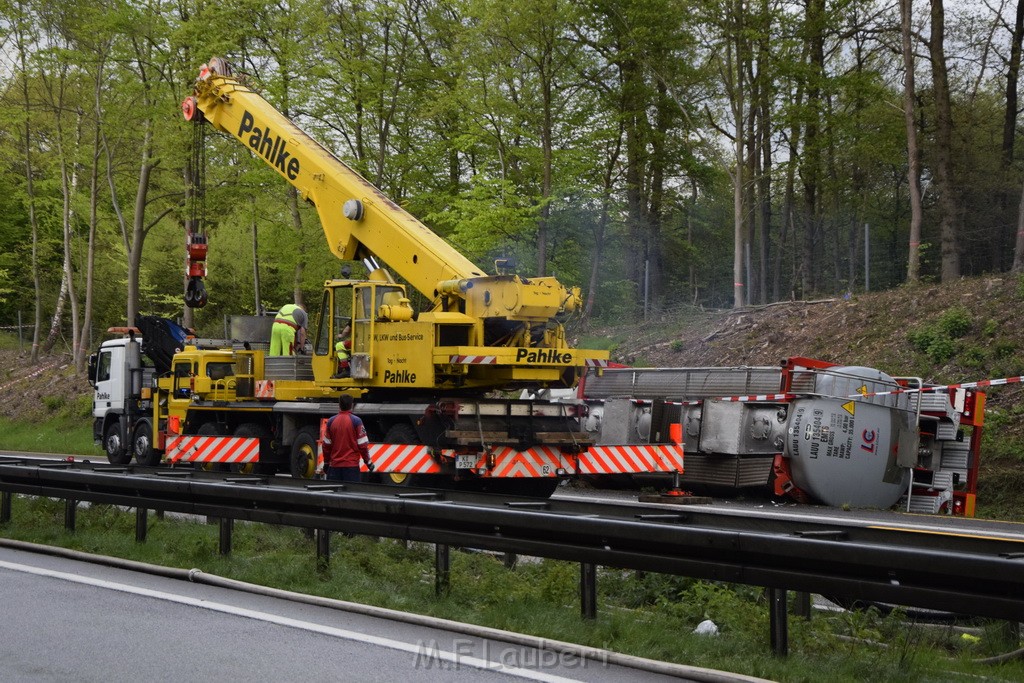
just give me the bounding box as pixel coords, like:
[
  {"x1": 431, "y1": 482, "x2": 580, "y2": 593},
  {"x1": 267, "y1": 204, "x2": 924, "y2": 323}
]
[{"x1": 322, "y1": 393, "x2": 373, "y2": 482}]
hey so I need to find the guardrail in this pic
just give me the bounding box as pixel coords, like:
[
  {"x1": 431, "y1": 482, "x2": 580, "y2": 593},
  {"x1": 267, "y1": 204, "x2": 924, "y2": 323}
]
[{"x1": 1, "y1": 457, "x2": 1022, "y2": 656}]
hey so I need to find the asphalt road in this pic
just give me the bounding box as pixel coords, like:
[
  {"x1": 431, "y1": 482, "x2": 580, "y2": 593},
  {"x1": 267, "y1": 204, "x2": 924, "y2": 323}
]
[{"x1": 0, "y1": 545, "x2": 706, "y2": 683}]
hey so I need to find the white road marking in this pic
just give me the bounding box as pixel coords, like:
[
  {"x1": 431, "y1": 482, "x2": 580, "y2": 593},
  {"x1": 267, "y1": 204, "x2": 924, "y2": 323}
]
[{"x1": 0, "y1": 559, "x2": 581, "y2": 682}]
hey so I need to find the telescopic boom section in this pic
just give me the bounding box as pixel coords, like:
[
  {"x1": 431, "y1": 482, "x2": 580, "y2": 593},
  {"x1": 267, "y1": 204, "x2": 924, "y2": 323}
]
[{"x1": 182, "y1": 57, "x2": 581, "y2": 322}]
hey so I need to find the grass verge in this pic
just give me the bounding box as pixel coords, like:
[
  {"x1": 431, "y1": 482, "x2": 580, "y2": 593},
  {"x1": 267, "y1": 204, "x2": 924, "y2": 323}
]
[
  {"x1": 1, "y1": 496, "x2": 1021, "y2": 682},
  {"x1": 0, "y1": 417, "x2": 96, "y2": 455}
]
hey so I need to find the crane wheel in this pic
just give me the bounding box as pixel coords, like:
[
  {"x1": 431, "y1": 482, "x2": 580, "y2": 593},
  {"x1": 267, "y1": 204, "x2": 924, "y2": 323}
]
[
  {"x1": 194, "y1": 422, "x2": 229, "y2": 471},
  {"x1": 290, "y1": 426, "x2": 320, "y2": 479},
  {"x1": 232, "y1": 423, "x2": 270, "y2": 475},
  {"x1": 379, "y1": 423, "x2": 425, "y2": 487}
]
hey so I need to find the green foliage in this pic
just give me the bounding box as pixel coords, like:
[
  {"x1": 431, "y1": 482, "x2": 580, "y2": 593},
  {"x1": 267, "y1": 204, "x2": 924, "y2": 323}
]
[
  {"x1": 41, "y1": 395, "x2": 64, "y2": 413},
  {"x1": 577, "y1": 335, "x2": 619, "y2": 353},
  {"x1": 907, "y1": 307, "x2": 974, "y2": 364},
  {"x1": 938, "y1": 306, "x2": 972, "y2": 338},
  {"x1": 992, "y1": 341, "x2": 1016, "y2": 359},
  {"x1": 670, "y1": 339, "x2": 685, "y2": 352},
  {"x1": 959, "y1": 345, "x2": 987, "y2": 369}
]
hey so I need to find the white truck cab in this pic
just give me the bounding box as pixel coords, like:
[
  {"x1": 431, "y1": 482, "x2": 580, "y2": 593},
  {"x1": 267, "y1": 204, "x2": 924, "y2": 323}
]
[{"x1": 88, "y1": 336, "x2": 156, "y2": 465}]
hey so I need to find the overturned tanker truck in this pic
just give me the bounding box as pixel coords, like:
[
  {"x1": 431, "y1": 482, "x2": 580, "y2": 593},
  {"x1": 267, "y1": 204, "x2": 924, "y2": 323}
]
[{"x1": 577, "y1": 357, "x2": 983, "y2": 515}]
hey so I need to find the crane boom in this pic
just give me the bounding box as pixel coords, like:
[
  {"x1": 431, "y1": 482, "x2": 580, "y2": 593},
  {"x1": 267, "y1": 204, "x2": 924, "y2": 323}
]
[{"x1": 183, "y1": 57, "x2": 577, "y2": 322}]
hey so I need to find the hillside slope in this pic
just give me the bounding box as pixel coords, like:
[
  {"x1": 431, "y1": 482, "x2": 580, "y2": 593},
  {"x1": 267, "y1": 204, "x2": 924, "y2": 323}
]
[{"x1": 4, "y1": 275, "x2": 1023, "y2": 516}]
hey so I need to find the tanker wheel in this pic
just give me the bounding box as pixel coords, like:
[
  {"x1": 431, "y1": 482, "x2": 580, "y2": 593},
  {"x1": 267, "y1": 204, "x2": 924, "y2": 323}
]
[
  {"x1": 379, "y1": 423, "x2": 422, "y2": 487},
  {"x1": 194, "y1": 422, "x2": 229, "y2": 472},
  {"x1": 232, "y1": 423, "x2": 270, "y2": 475},
  {"x1": 104, "y1": 421, "x2": 131, "y2": 465},
  {"x1": 132, "y1": 419, "x2": 160, "y2": 466},
  {"x1": 290, "y1": 426, "x2": 320, "y2": 479}
]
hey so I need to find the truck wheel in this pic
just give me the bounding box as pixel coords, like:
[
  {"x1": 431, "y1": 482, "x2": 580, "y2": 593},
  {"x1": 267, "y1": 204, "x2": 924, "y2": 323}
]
[
  {"x1": 380, "y1": 423, "x2": 422, "y2": 487},
  {"x1": 290, "y1": 426, "x2": 320, "y2": 479},
  {"x1": 132, "y1": 419, "x2": 160, "y2": 466},
  {"x1": 232, "y1": 423, "x2": 270, "y2": 475},
  {"x1": 104, "y1": 421, "x2": 131, "y2": 465}
]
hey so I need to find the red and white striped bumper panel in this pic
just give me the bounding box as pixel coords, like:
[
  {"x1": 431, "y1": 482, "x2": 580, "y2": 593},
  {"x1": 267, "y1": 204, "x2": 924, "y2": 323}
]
[
  {"x1": 166, "y1": 435, "x2": 260, "y2": 464},
  {"x1": 487, "y1": 446, "x2": 572, "y2": 478},
  {"x1": 364, "y1": 443, "x2": 441, "y2": 474},
  {"x1": 578, "y1": 444, "x2": 684, "y2": 475}
]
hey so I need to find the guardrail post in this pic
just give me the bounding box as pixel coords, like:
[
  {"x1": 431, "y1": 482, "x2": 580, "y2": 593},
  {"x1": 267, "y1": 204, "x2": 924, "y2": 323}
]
[
  {"x1": 580, "y1": 562, "x2": 597, "y2": 620},
  {"x1": 435, "y1": 543, "x2": 450, "y2": 595},
  {"x1": 793, "y1": 591, "x2": 811, "y2": 619},
  {"x1": 769, "y1": 587, "x2": 788, "y2": 656},
  {"x1": 135, "y1": 508, "x2": 148, "y2": 543},
  {"x1": 64, "y1": 499, "x2": 77, "y2": 532},
  {"x1": 316, "y1": 529, "x2": 330, "y2": 569},
  {"x1": 1, "y1": 491, "x2": 11, "y2": 523},
  {"x1": 504, "y1": 552, "x2": 517, "y2": 569},
  {"x1": 219, "y1": 517, "x2": 233, "y2": 555}
]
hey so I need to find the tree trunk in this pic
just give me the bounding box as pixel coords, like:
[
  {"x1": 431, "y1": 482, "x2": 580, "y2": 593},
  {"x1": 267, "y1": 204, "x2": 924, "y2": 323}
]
[
  {"x1": 78, "y1": 107, "x2": 102, "y2": 374},
  {"x1": 252, "y1": 202, "x2": 263, "y2": 316},
  {"x1": 43, "y1": 87, "x2": 81, "y2": 359},
  {"x1": 1003, "y1": 0, "x2": 1024, "y2": 166},
  {"x1": 1007, "y1": 1, "x2": 1024, "y2": 269},
  {"x1": 801, "y1": 0, "x2": 825, "y2": 297},
  {"x1": 727, "y1": 5, "x2": 746, "y2": 309},
  {"x1": 1013, "y1": 178, "x2": 1024, "y2": 272},
  {"x1": 901, "y1": 0, "x2": 924, "y2": 282},
  {"x1": 15, "y1": 22, "x2": 42, "y2": 364},
  {"x1": 929, "y1": 0, "x2": 960, "y2": 281},
  {"x1": 585, "y1": 126, "x2": 623, "y2": 319},
  {"x1": 287, "y1": 187, "x2": 307, "y2": 309}
]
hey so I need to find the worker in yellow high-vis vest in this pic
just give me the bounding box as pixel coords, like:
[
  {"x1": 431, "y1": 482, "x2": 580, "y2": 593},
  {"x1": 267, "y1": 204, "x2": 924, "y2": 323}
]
[{"x1": 270, "y1": 303, "x2": 307, "y2": 356}]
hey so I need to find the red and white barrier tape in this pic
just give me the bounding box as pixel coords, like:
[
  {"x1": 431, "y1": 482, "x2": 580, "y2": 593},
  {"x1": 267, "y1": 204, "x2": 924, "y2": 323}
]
[
  {"x1": 617, "y1": 374, "x2": 1021, "y2": 406},
  {"x1": 846, "y1": 376, "x2": 1022, "y2": 399}
]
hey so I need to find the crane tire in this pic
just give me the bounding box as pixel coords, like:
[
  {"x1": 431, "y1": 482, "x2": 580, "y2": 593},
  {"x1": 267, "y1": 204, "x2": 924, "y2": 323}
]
[
  {"x1": 290, "y1": 426, "x2": 320, "y2": 479},
  {"x1": 231, "y1": 423, "x2": 270, "y2": 475},
  {"x1": 379, "y1": 423, "x2": 427, "y2": 487},
  {"x1": 193, "y1": 422, "x2": 229, "y2": 472}
]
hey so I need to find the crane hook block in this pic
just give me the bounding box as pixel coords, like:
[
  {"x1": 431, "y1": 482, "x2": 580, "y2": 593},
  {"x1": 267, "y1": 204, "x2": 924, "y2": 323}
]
[{"x1": 185, "y1": 277, "x2": 208, "y2": 309}]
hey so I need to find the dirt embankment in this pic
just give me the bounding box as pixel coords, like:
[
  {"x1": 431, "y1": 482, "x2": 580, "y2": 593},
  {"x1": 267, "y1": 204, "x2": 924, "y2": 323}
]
[{"x1": 0, "y1": 350, "x2": 89, "y2": 424}]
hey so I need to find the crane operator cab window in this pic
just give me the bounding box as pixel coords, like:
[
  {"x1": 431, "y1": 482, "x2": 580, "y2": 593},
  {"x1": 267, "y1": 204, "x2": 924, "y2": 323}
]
[{"x1": 314, "y1": 285, "x2": 357, "y2": 381}]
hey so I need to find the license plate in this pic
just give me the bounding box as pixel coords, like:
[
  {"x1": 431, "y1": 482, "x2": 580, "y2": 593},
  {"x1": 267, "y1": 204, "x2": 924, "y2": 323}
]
[{"x1": 456, "y1": 455, "x2": 477, "y2": 469}]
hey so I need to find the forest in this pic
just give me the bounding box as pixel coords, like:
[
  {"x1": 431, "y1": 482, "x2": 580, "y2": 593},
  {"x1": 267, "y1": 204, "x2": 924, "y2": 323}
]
[{"x1": 2, "y1": 0, "x2": 1024, "y2": 373}]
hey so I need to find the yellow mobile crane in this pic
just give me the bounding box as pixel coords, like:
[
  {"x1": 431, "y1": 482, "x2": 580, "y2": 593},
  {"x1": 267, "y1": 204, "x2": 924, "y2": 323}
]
[
  {"x1": 87, "y1": 57, "x2": 684, "y2": 496},
  {"x1": 182, "y1": 57, "x2": 603, "y2": 393}
]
